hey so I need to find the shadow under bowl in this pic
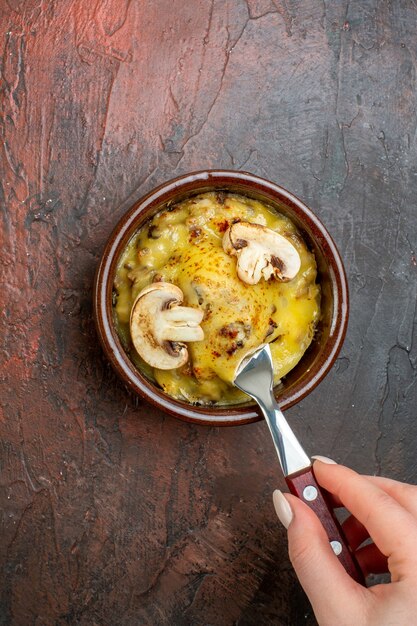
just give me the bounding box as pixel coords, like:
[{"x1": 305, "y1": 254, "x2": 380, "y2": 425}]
[{"x1": 93, "y1": 170, "x2": 349, "y2": 426}]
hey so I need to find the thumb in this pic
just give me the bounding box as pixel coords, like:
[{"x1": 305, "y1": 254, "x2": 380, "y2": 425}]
[{"x1": 273, "y1": 490, "x2": 364, "y2": 623}]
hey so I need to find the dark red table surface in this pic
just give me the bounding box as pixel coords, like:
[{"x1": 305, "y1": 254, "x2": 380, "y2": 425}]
[{"x1": 1, "y1": 2, "x2": 417, "y2": 625}]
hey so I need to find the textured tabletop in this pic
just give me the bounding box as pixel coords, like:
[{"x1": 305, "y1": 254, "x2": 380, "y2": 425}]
[{"x1": 1, "y1": 1, "x2": 416, "y2": 624}]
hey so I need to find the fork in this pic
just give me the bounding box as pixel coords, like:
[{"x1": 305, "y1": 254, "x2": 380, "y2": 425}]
[{"x1": 234, "y1": 343, "x2": 364, "y2": 583}]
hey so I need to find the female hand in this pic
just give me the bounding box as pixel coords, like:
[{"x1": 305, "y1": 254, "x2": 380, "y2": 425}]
[{"x1": 273, "y1": 458, "x2": 417, "y2": 626}]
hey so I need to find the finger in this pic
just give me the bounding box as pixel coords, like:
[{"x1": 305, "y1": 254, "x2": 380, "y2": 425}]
[
  {"x1": 313, "y1": 461, "x2": 417, "y2": 563},
  {"x1": 273, "y1": 490, "x2": 364, "y2": 624},
  {"x1": 323, "y1": 475, "x2": 417, "y2": 513},
  {"x1": 342, "y1": 514, "x2": 369, "y2": 551},
  {"x1": 313, "y1": 462, "x2": 417, "y2": 512},
  {"x1": 310, "y1": 457, "x2": 344, "y2": 508},
  {"x1": 355, "y1": 542, "x2": 389, "y2": 577},
  {"x1": 364, "y1": 476, "x2": 417, "y2": 517}
]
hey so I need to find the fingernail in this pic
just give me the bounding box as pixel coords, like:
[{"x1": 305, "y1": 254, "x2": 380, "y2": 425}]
[
  {"x1": 273, "y1": 490, "x2": 293, "y2": 529},
  {"x1": 312, "y1": 455, "x2": 337, "y2": 464}
]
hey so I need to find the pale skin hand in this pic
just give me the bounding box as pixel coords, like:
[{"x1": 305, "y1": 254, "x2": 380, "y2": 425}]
[{"x1": 273, "y1": 460, "x2": 417, "y2": 626}]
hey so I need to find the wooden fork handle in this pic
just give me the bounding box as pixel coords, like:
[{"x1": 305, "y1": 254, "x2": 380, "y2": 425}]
[{"x1": 285, "y1": 467, "x2": 365, "y2": 584}]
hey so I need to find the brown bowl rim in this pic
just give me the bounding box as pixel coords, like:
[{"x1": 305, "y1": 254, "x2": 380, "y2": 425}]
[{"x1": 93, "y1": 170, "x2": 349, "y2": 426}]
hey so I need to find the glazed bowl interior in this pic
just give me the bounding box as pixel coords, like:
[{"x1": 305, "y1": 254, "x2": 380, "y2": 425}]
[{"x1": 93, "y1": 171, "x2": 348, "y2": 426}]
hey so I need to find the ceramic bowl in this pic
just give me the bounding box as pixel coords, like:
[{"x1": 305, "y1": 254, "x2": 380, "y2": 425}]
[{"x1": 93, "y1": 170, "x2": 348, "y2": 426}]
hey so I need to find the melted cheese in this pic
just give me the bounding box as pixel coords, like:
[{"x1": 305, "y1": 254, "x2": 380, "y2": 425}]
[{"x1": 113, "y1": 192, "x2": 320, "y2": 405}]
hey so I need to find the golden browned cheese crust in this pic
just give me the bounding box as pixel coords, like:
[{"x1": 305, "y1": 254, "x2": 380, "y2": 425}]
[{"x1": 113, "y1": 192, "x2": 321, "y2": 405}]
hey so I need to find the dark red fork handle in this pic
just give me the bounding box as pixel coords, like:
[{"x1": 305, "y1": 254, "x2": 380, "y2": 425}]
[{"x1": 285, "y1": 466, "x2": 365, "y2": 585}]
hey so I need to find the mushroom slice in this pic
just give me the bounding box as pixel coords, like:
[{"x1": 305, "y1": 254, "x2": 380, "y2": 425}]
[
  {"x1": 222, "y1": 222, "x2": 301, "y2": 285},
  {"x1": 130, "y1": 282, "x2": 204, "y2": 369}
]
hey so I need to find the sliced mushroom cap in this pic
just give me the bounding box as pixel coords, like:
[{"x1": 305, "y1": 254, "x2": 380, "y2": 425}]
[
  {"x1": 130, "y1": 282, "x2": 204, "y2": 369},
  {"x1": 222, "y1": 221, "x2": 301, "y2": 285}
]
